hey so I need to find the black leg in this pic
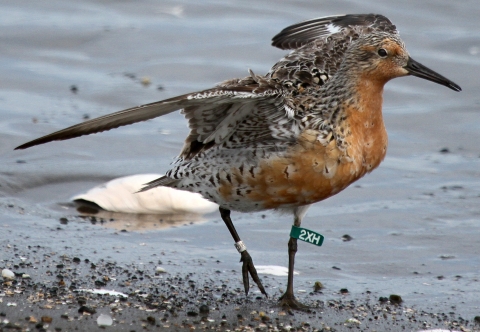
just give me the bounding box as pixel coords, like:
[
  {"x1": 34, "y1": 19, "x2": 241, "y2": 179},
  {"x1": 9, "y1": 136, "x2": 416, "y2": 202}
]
[
  {"x1": 278, "y1": 237, "x2": 307, "y2": 309},
  {"x1": 219, "y1": 207, "x2": 267, "y2": 297},
  {"x1": 278, "y1": 205, "x2": 312, "y2": 309},
  {"x1": 285, "y1": 237, "x2": 297, "y2": 298}
]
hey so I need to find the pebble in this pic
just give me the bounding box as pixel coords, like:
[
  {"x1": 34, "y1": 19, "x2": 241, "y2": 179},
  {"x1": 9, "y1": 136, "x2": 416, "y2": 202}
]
[
  {"x1": 141, "y1": 77, "x2": 151, "y2": 86},
  {"x1": 146, "y1": 316, "x2": 155, "y2": 325},
  {"x1": 78, "y1": 306, "x2": 96, "y2": 315},
  {"x1": 2, "y1": 269, "x2": 15, "y2": 280},
  {"x1": 313, "y1": 281, "x2": 324, "y2": 292},
  {"x1": 199, "y1": 304, "x2": 209, "y2": 314},
  {"x1": 342, "y1": 234, "x2": 353, "y2": 241},
  {"x1": 439, "y1": 147, "x2": 450, "y2": 153},
  {"x1": 389, "y1": 294, "x2": 403, "y2": 304},
  {"x1": 97, "y1": 314, "x2": 113, "y2": 326},
  {"x1": 345, "y1": 318, "x2": 361, "y2": 325},
  {"x1": 155, "y1": 267, "x2": 167, "y2": 274}
]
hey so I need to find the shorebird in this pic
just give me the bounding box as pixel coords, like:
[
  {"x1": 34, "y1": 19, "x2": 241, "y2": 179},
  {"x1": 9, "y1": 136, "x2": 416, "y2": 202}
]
[{"x1": 16, "y1": 14, "x2": 461, "y2": 308}]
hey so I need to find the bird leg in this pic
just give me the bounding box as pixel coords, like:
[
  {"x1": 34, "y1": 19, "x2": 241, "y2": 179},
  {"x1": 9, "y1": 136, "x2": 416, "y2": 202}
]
[
  {"x1": 219, "y1": 207, "x2": 267, "y2": 297},
  {"x1": 278, "y1": 237, "x2": 308, "y2": 309},
  {"x1": 278, "y1": 205, "x2": 311, "y2": 309}
]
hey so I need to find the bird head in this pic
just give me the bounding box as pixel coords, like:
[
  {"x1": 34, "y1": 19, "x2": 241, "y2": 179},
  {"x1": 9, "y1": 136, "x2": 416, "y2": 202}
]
[{"x1": 348, "y1": 32, "x2": 461, "y2": 91}]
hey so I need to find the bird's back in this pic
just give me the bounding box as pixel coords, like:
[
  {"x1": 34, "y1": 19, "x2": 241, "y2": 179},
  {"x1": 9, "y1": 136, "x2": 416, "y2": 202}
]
[{"x1": 152, "y1": 15, "x2": 400, "y2": 211}]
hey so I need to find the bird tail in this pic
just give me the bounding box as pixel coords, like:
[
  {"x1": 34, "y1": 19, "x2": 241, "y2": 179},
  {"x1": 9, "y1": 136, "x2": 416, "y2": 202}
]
[{"x1": 137, "y1": 175, "x2": 179, "y2": 193}]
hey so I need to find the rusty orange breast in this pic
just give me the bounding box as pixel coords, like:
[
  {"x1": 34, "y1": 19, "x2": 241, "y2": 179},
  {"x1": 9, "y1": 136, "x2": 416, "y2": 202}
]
[{"x1": 218, "y1": 79, "x2": 388, "y2": 210}]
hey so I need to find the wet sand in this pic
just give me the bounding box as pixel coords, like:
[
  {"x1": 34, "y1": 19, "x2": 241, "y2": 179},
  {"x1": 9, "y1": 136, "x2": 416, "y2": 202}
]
[{"x1": 1, "y1": 0, "x2": 480, "y2": 331}]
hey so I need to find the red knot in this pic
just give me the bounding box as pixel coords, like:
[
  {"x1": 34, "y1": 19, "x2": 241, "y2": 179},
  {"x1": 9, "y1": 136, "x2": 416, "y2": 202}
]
[{"x1": 16, "y1": 14, "x2": 461, "y2": 308}]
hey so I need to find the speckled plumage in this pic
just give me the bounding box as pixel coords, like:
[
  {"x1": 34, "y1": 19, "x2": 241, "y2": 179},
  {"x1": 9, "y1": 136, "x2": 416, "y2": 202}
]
[
  {"x1": 137, "y1": 15, "x2": 406, "y2": 212},
  {"x1": 16, "y1": 14, "x2": 461, "y2": 308}
]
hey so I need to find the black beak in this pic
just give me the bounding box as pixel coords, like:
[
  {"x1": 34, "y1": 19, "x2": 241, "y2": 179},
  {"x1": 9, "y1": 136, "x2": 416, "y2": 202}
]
[{"x1": 404, "y1": 57, "x2": 461, "y2": 92}]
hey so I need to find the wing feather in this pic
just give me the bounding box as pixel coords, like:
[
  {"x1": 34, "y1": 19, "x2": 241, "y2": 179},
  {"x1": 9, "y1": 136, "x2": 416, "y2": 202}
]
[
  {"x1": 15, "y1": 86, "x2": 278, "y2": 151},
  {"x1": 271, "y1": 14, "x2": 397, "y2": 50}
]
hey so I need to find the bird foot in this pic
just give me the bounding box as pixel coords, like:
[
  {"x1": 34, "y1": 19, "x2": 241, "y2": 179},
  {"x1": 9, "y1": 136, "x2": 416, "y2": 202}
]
[
  {"x1": 240, "y1": 250, "x2": 268, "y2": 297},
  {"x1": 278, "y1": 292, "x2": 309, "y2": 310}
]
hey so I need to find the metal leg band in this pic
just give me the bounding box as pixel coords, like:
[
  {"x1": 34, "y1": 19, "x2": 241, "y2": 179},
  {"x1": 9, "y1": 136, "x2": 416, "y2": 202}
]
[{"x1": 234, "y1": 241, "x2": 247, "y2": 253}]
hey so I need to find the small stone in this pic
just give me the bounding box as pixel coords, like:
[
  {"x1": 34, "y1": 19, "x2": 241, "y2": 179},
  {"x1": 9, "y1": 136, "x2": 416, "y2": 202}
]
[
  {"x1": 41, "y1": 316, "x2": 53, "y2": 323},
  {"x1": 439, "y1": 147, "x2": 450, "y2": 153},
  {"x1": 2, "y1": 269, "x2": 15, "y2": 280},
  {"x1": 199, "y1": 304, "x2": 209, "y2": 314},
  {"x1": 97, "y1": 314, "x2": 113, "y2": 326},
  {"x1": 187, "y1": 311, "x2": 198, "y2": 317},
  {"x1": 345, "y1": 318, "x2": 361, "y2": 325},
  {"x1": 78, "y1": 306, "x2": 96, "y2": 315},
  {"x1": 389, "y1": 294, "x2": 403, "y2": 304},
  {"x1": 440, "y1": 254, "x2": 455, "y2": 260},
  {"x1": 146, "y1": 316, "x2": 155, "y2": 325},
  {"x1": 95, "y1": 280, "x2": 106, "y2": 287},
  {"x1": 141, "y1": 77, "x2": 151, "y2": 86},
  {"x1": 28, "y1": 316, "x2": 38, "y2": 323},
  {"x1": 474, "y1": 316, "x2": 480, "y2": 324},
  {"x1": 77, "y1": 296, "x2": 87, "y2": 306},
  {"x1": 340, "y1": 288, "x2": 349, "y2": 294},
  {"x1": 155, "y1": 267, "x2": 167, "y2": 274},
  {"x1": 314, "y1": 281, "x2": 324, "y2": 292},
  {"x1": 22, "y1": 274, "x2": 30, "y2": 279},
  {"x1": 342, "y1": 234, "x2": 353, "y2": 242},
  {"x1": 379, "y1": 296, "x2": 389, "y2": 303}
]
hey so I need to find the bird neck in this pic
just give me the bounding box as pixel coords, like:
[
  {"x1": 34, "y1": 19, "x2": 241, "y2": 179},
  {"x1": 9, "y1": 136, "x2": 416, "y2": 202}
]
[{"x1": 320, "y1": 65, "x2": 386, "y2": 125}]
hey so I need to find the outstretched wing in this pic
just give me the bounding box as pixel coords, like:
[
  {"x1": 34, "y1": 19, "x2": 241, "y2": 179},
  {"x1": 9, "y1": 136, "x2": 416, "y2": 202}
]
[
  {"x1": 15, "y1": 94, "x2": 195, "y2": 150},
  {"x1": 271, "y1": 14, "x2": 397, "y2": 50},
  {"x1": 15, "y1": 74, "x2": 295, "y2": 162}
]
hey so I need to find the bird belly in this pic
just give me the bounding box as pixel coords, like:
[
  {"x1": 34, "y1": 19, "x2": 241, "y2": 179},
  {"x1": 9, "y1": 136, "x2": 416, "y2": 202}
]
[{"x1": 215, "y1": 128, "x2": 386, "y2": 211}]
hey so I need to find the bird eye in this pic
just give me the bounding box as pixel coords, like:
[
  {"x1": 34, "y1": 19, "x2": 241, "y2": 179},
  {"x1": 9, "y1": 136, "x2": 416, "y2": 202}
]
[{"x1": 378, "y1": 48, "x2": 388, "y2": 57}]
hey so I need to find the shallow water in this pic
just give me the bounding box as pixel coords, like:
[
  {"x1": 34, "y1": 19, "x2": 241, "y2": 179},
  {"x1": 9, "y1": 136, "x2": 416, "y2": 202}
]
[{"x1": 1, "y1": 0, "x2": 480, "y2": 321}]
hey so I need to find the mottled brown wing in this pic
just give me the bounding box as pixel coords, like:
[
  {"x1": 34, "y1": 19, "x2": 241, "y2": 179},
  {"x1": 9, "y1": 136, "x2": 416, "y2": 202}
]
[
  {"x1": 15, "y1": 76, "x2": 287, "y2": 156},
  {"x1": 271, "y1": 14, "x2": 397, "y2": 50},
  {"x1": 178, "y1": 76, "x2": 296, "y2": 160}
]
